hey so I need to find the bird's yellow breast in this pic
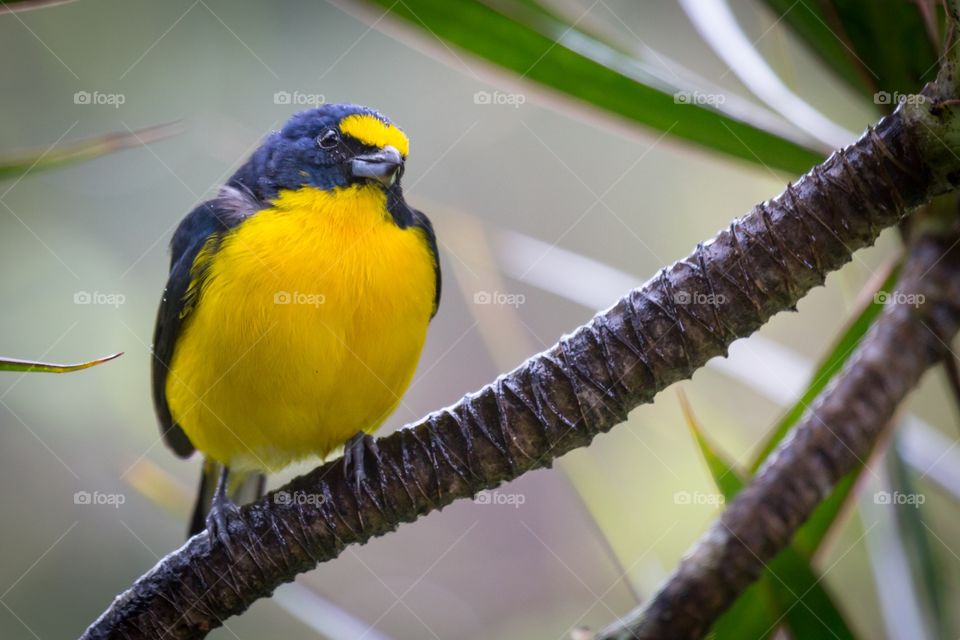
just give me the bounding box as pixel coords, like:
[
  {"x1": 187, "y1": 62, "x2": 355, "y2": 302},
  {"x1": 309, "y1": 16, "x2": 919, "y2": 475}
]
[{"x1": 165, "y1": 184, "x2": 437, "y2": 472}]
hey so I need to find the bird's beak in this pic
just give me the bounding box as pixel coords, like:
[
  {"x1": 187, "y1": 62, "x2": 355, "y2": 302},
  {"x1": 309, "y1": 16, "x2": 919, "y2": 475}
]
[{"x1": 351, "y1": 145, "x2": 403, "y2": 187}]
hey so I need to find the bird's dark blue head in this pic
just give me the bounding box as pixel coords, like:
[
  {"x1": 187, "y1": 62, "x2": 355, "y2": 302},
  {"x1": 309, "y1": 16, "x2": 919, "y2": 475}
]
[{"x1": 229, "y1": 104, "x2": 409, "y2": 202}]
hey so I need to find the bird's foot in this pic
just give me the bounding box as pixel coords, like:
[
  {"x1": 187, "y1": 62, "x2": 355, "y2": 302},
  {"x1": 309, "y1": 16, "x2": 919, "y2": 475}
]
[
  {"x1": 206, "y1": 492, "x2": 244, "y2": 559},
  {"x1": 343, "y1": 431, "x2": 382, "y2": 494}
]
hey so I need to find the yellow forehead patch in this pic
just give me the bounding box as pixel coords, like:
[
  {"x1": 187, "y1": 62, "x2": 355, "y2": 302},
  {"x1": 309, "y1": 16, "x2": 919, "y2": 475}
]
[{"x1": 339, "y1": 114, "x2": 410, "y2": 158}]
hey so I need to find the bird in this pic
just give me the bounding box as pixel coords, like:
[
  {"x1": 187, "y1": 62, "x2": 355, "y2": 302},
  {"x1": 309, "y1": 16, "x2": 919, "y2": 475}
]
[{"x1": 151, "y1": 104, "x2": 441, "y2": 546}]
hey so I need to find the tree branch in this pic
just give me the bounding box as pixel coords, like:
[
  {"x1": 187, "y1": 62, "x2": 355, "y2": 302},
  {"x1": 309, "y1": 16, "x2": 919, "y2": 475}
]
[
  {"x1": 596, "y1": 222, "x2": 960, "y2": 640},
  {"x1": 84, "y1": 89, "x2": 960, "y2": 638}
]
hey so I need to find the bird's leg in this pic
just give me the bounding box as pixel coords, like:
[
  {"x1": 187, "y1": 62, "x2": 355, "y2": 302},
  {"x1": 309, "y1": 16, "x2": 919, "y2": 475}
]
[
  {"x1": 343, "y1": 431, "x2": 381, "y2": 493},
  {"x1": 206, "y1": 464, "x2": 243, "y2": 557}
]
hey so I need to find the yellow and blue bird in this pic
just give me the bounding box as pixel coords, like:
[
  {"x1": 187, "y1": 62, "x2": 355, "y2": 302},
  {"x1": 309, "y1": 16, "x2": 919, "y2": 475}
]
[{"x1": 151, "y1": 104, "x2": 440, "y2": 543}]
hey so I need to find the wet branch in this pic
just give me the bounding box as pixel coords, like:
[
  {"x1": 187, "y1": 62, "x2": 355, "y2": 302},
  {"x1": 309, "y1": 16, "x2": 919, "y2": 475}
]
[
  {"x1": 596, "y1": 224, "x2": 960, "y2": 640},
  {"x1": 83, "y1": 83, "x2": 960, "y2": 638}
]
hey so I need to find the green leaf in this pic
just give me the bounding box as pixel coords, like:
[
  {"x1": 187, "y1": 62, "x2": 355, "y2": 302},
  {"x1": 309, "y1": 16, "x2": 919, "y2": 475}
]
[
  {"x1": 362, "y1": 0, "x2": 824, "y2": 174},
  {"x1": 762, "y1": 0, "x2": 942, "y2": 104},
  {"x1": 749, "y1": 259, "x2": 900, "y2": 564},
  {"x1": 679, "y1": 393, "x2": 856, "y2": 639},
  {"x1": 0, "y1": 122, "x2": 181, "y2": 181},
  {"x1": 765, "y1": 547, "x2": 856, "y2": 640},
  {"x1": 750, "y1": 260, "x2": 902, "y2": 471},
  {"x1": 792, "y1": 472, "x2": 856, "y2": 559},
  {"x1": 888, "y1": 439, "x2": 951, "y2": 638},
  {"x1": 0, "y1": 0, "x2": 76, "y2": 13},
  {"x1": 678, "y1": 390, "x2": 744, "y2": 500},
  {"x1": 0, "y1": 352, "x2": 121, "y2": 373},
  {"x1": 710, "y1": 574, "x2": 782, "y2": 640},
  {"x1": 706, "y1": 263, "x2": 905, "y2": 637},
  {"x1": 679, "y1": 392, "x2": 778, "y2": 639}
]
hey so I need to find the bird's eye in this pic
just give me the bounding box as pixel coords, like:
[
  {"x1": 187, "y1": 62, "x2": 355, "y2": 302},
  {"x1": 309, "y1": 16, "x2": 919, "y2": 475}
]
[{"x1": 317, "y1": 129, "x2": 340, "y2": 149}]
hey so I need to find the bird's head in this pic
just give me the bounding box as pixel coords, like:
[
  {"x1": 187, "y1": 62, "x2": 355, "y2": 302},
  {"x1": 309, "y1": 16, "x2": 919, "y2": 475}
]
[{"x1": 230, "y1": 103, "x2": 410, "y2": 200}]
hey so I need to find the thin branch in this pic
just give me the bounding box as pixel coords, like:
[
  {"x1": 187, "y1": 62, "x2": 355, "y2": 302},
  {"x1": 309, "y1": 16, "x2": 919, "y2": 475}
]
[
  {"x1": 83, "y1": 84, "x2": 960, "y2": 639},
  {"x1": 596, "y1": 224, "x2": 960, "y2": 639}
]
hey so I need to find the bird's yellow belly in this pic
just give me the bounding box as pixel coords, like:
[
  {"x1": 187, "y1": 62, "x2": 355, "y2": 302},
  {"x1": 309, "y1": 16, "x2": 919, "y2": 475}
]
[{"x1": 165, "y1": 185, "x2": 436, "y2": 472}]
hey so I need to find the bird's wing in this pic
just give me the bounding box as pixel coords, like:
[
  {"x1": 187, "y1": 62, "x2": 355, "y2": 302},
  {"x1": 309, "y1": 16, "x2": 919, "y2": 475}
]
[
  {"x1": 152, "y1": 188, "x2": 261, "y2": 457},
  {"x1": 410, "y1": 206, "x2": 442, "y2": 318}
]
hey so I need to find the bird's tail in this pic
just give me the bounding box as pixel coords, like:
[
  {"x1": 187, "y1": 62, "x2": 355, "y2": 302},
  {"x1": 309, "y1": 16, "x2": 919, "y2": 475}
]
[{"x1": 188, "y1": 457, "x2": 266, "y2": 538}]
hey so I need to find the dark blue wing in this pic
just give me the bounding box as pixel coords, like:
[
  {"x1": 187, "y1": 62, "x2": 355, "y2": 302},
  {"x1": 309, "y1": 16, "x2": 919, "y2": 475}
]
[
  {"x1": 386, "y1": 192, "x2": 441, "y2": 318},
  {"x1": 152, "y1": 190, "x2": 259, "y2": 457},
  {"x1": 411, "y1": 207, "x2": 441, "y2": 318}
]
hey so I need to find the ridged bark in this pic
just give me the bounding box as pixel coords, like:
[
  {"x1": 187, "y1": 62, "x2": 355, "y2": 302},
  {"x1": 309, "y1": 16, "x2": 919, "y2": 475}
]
[
  {"x1": 83, "y1": 91, "x2": 960, "y2": 639},
  {"x1": 597, "y1": 226, "x2": 960, "y2": 640}
]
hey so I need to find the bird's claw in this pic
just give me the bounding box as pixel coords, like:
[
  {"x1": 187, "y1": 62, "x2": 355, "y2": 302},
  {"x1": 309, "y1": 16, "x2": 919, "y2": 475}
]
[
  {"x1": 343, "y1": 431, "x2": 380, "y2": 494},
  {"x1": 206, "y1": 493, "x2": 243, "y2": 558}
]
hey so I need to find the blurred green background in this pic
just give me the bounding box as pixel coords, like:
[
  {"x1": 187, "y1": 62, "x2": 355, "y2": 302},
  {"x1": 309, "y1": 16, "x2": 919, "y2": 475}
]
[{"x1": 1, "y1": 1, "x2": 957, "y2": 638}]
